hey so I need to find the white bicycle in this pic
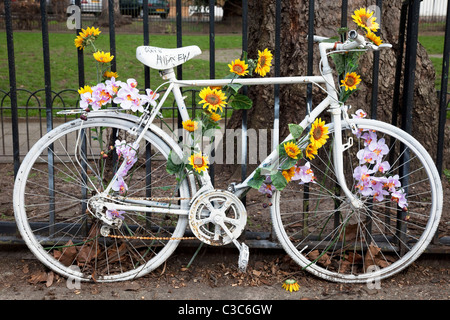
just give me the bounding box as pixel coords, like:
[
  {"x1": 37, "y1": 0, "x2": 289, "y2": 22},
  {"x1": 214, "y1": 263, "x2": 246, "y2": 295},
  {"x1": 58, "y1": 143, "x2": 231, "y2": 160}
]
[{"x1": 13, "y1": 30, "x2": 442, "y2": 283}]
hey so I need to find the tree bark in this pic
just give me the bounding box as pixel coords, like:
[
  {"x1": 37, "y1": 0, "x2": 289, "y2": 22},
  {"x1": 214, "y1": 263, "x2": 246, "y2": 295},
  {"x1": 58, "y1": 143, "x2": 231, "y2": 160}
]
[
  {"x1": 98, "y1": 0, "x2": 130, "y2": 27},
  {"x1": 226, "y1": 0, "x2": 449, "y2": 169}
]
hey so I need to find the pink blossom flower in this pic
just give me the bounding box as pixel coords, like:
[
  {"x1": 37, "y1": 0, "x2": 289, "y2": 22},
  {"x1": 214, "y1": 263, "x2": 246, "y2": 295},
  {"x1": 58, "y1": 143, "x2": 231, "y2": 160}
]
[
  {"x1": 112, "y1": 176, "x2": 128, "y2": 195},
  {"x1": 292, "y1": 162, "x2": 315, "y2": 184},
  {"x1": 80, "y1": 91, "x2": 94, "y2": 110},
  {"x1": 113, "y1": 81, "x2": 144, "y2": 112},
  {"x1": 384, "y1": 175, "x2": 401, "y2": 192},
  {"x1": 357, "y1": 148, "x2": 377, "y2": 164},
  {"x1": 105, "y1": 77, "x2": 122, "y2": 96},
  {"x1": 352, "y1": 109, "x2": 367, "y2": 119},
  {"x1": 106, "y1": 209, "x2": 125, "y2": 220},
  {"x1": 361, "y1": 131, "x2": 377, "y2": 147},
  {"x1": 259, "y1": 182, "x2": 274, "y2": 196},
  {"x1": 374, "y1": 160, "x2": 391, "y2": 174},
  {"x1": 371, "y1": 180, "x2": 389, "y2": 202},
  {"x1": 142, "y1": 89, "x2": 160, "y2": 107},
  {"x1": 369, "y1": 138, "x2": 389, "y2": 161},
  {"x1": 353, "y1": 165, "x2": 374, "y2": 184},
  {"x1": 391, "y1": 189, "x2": 408, "y2": 209}
]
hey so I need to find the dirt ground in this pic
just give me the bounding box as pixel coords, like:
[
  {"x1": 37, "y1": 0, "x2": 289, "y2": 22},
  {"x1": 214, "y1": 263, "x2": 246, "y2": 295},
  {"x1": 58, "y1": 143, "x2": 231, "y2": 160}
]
[{"x1": 0, "y1": 244, "x2": 448, "y2": 302}]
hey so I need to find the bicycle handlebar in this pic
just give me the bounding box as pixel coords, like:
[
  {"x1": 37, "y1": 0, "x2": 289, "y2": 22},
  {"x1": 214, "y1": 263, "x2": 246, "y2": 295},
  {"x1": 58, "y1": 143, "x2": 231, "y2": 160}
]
[{"x1": 313, "y1": 30, "x2": 392, "y2": 52}]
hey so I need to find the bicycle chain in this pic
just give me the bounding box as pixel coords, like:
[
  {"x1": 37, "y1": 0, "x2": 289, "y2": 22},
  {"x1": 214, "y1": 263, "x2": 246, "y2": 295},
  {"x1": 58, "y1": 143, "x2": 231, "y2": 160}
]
[{"x1": 107, "y1": 234, "x2": 197, "y2": 241}]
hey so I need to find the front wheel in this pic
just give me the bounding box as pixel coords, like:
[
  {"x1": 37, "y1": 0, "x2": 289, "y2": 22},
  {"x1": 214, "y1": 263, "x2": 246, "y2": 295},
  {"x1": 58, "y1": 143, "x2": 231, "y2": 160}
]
[
  {"x1": 14, "y1": 114, "x2": 191, "y2": 282},
  {"x1": 271, "y1": 118, "x2": 442, "y2": 283}
]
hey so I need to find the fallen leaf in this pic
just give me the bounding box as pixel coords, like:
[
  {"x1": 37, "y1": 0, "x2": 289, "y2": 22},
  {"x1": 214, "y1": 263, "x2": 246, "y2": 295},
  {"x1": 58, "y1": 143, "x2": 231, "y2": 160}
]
[{"x1": 46, "y1": 271, "x2": 54, "y2": 287}]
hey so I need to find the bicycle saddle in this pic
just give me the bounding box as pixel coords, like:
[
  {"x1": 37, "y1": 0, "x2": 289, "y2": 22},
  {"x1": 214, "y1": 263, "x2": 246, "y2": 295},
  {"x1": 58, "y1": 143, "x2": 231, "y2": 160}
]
[{"x1": 136, "y1": 45, "x2": 202, "y2": 70}]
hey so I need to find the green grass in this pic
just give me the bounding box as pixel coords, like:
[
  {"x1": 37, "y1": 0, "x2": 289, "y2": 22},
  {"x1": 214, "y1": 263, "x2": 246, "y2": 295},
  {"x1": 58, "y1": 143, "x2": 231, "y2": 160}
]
[
  {"x1": 418, "y1": 34, "x2": 448, "y2": 90},
  {"x1": 0, "y1": 32, "x2": 242, "y2": 117}
]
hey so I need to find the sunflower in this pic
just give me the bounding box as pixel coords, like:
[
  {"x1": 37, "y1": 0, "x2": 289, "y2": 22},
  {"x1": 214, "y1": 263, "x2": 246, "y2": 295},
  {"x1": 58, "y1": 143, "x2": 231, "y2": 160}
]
[
  {"x1": 352, "y1": 7, "x2": 379, "y2": 32},
  {"x1": 189, "y1": 153, "x2": 209, "y2": 173},
  {"x1": 228, "y1": 59, "x2": 249, "y2": 76},
  {"x1": 210, "y1": 112, "x2": 222, "y2": 122},
  {"x1": 182, "y1": 119, "x2": 198, "y2": 132},
  {"x1": 78, "y1": 85, "x2": 92, "y2": 95},
  {"x1": 284, "y1": 141, "x2": 301, "y2": 159},
  {"x1": 103, "y1": 71, "x2": 119, "y2": 79},
  {"x1": 199, "y1": 87, "x2": 227, "y2": 113},
  {"x1": 282, "y1": 166, "x2": 296, "y2": 183},
  {"x1": 309, "y1": 118, "x2": 329, "y2": 149},
  {"x1": 305, "y1": 143, "x2": 318, "y2": 160},
  {"x1": 74, "y1": 27, "x2": 101, "y2": 50},
  {"x1": 340, "y1": 72, "x2": 361, "y2": 91},
  {"x1": 254, "y1": 48, "x2": 273, "y2": 77},
  {"x1": 282, "y1": 279, "x2": 300, "y2": 292},
  {"x1": 366, "y1": 30, "x2": 382, "y2": 46},
  {"x1": 93, "y1": 51, "x2": 114, "y2": 63}
]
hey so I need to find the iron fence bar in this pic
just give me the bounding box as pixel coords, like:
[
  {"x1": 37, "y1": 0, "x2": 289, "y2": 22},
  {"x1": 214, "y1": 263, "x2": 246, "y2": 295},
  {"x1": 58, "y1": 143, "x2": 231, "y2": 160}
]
[
  {"x1": 436, "y1": 0, "x2": 450, "y2": 176},
  {"x1": 40, "y1": 0, "x2": 55, "y2": 236},
  {"x1": 240, "y1": 0, "x2": 249, "y2": 207},
  {"x1": 209, "y1": 0, "x2": 215, "y2": 186},
  {"x1": 4, "y1": 0, "x2": 20, "y2": 177},
  {"x1": 392, "y1": 1, "x2": 409, "y2": 129},
  {"x1": 370, "y1": 0, "x2": 383, "y2": 119},
  {"x1": 272, "y1": 0, "x2": 281, "y2": 152},
  {"x1": 398, "y1": 0, "x2": 421, "y2": 255},
  {"x1": 302, "y1": 0, "x2": 315, "y2": 240},
  {"x1": 143, "y1": 0, "x2": 151, "y2": 199}
]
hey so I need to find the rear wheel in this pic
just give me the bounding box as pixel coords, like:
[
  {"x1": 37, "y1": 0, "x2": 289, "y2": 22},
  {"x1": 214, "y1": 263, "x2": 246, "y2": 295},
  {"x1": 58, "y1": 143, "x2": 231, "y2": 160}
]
[
  {"x1": 14, "y1": 114, "x2": 191, "y2": 282},
  {"x1": 271, "y1": 118, "x2": 442, "y2": 283}
]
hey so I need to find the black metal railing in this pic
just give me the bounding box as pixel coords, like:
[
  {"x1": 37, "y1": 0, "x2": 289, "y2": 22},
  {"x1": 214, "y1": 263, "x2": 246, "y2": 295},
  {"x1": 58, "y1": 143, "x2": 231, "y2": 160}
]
[{"x1": 1, "y1": 0, "x2": 449, "y2": 249}]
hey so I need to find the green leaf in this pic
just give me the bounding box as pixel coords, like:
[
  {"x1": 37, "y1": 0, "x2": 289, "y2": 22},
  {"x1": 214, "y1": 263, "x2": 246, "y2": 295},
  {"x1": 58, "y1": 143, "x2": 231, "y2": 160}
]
[
  {"x1": 226, "y1": 82, "x2": 243, "y2": 94},
  {"x1": 280, "y1": 156, "x2": 298, "y2": 170},
  {"x1": 247, "y1": 168, "x2": 265, "y2": 190},
  {"x1": 288, "y1": 123, "x2": 303, "y2": 140},
  {"x1": 230, "y1": 94, "x2": 253, "y2": 110},
  {"x1": 271, "y1": 171, "x2": 288, "y2": 191},
  {"x1": 166, "y1": 151, "x2": 184, "y2": 175}
]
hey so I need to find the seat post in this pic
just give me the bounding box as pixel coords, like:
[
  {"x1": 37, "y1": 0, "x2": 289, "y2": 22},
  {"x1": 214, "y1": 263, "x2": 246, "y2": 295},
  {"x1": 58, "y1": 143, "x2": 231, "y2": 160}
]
[{"x1": 159, "y1": 68, "x2": 177, "y2": 81}]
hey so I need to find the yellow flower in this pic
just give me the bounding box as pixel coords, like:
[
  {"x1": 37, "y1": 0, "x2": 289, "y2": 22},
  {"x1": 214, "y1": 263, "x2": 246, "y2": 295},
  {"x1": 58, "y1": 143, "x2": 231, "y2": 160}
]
[
  {"x1": 255, "y1": 48, "x2": 273, "y2": 77},
  {"x1": 78, "y1": 85, "x2": 92, "y2": 94},
  {"x1": 199, "y1": 87, "x2": 227, "y2": 113},
  {"x1": 182, "y1": 119, "x2": 198, "y2": 132},
  {"x1": 210, "y1": 112, "x2": 222, "y2": 122},
  {"x1": 228, "y1": 59, "x2": 249, "y2": 76},
  {"x1": 284, "y1": 141, "x2": 301, "y2": 159},
  {"x1": 305, "y1": 143, "x2": 318, "y2": 160},
  {"x1": 352, "y1": 7, "x2": 379, "y2": 32},
  {"x1": 189, "y1": 153, "x2": 209, "y2": 173},
  {"x1": 366, "y1": 30, "x2": 382, "y2": 46},
  {"x1": 93, "y1": 51, "x2": 114, "y2": 63},
  {"x1": 282, "y1": 279, "x2": 300, "y2": 292},
  {"x1": 340, "y1": 72, "x2": 361, "y2": 91},
  {"x1": 103, "y1": 71, "x2": 119, "y2": 79},
  {"x1": 282, "y1": 166, "x2": 296, "y2": 183},
  {"x1": 74, "y1": 26, "x2": 101, "y2": 50},
  {"x1": 309, "y1": 118, "x2": 329, "y2": 149}
]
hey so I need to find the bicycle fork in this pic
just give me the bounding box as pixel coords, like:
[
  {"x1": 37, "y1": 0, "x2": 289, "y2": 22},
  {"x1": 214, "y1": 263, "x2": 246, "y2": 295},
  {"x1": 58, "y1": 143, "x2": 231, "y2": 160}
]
[{"x1": 329, "y1": 105, "x2": 363, "y2": 210}]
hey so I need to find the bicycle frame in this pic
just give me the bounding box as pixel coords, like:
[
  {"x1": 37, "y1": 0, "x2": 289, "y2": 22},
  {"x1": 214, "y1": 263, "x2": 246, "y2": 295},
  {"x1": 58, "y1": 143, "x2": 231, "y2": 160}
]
[{"x1": 94, "y1": 39, "x2": 363, "y2": 215}]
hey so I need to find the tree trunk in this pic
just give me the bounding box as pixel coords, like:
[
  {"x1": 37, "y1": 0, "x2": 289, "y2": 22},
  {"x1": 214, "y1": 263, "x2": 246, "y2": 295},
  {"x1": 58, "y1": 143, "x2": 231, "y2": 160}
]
[
  {"x1": 98, "y1": 0, "x2": 130, "y2": 27},
  {"x1": 227, "y1": 0, "x2": 449, "y2": 169}
]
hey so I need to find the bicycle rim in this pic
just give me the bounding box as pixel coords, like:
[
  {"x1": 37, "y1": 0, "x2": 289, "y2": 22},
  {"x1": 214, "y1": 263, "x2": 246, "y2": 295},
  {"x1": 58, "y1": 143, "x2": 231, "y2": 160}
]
[
  {"x1": 271, "y1": 118, "x2": 442, "y2": 283},
  {"x1": 14, "y1": 115, "x2": 190, "y2": 282}
]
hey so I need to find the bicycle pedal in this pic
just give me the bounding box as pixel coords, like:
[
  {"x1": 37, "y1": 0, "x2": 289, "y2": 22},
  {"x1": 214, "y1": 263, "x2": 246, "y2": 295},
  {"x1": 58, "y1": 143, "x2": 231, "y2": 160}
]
[{"x1": 237, "y1": 242, "x2": 249, "y2": 273}]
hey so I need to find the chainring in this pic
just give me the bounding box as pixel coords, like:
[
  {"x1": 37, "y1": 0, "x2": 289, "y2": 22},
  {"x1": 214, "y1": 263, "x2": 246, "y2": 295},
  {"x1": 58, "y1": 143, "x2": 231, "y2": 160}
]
[{"x1": 189, "y1": 189, "x2": 247, "y2": 246}]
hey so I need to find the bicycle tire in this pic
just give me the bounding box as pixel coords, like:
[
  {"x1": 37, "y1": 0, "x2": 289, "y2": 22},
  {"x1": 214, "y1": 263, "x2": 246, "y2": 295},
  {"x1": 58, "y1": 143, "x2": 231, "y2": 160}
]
[
  {"x1": 14, "y1": 112, "x2": 192, "y2": 282},
  {"x1": 271, "y1": 118, "x2": 442, "y2": 283}
]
